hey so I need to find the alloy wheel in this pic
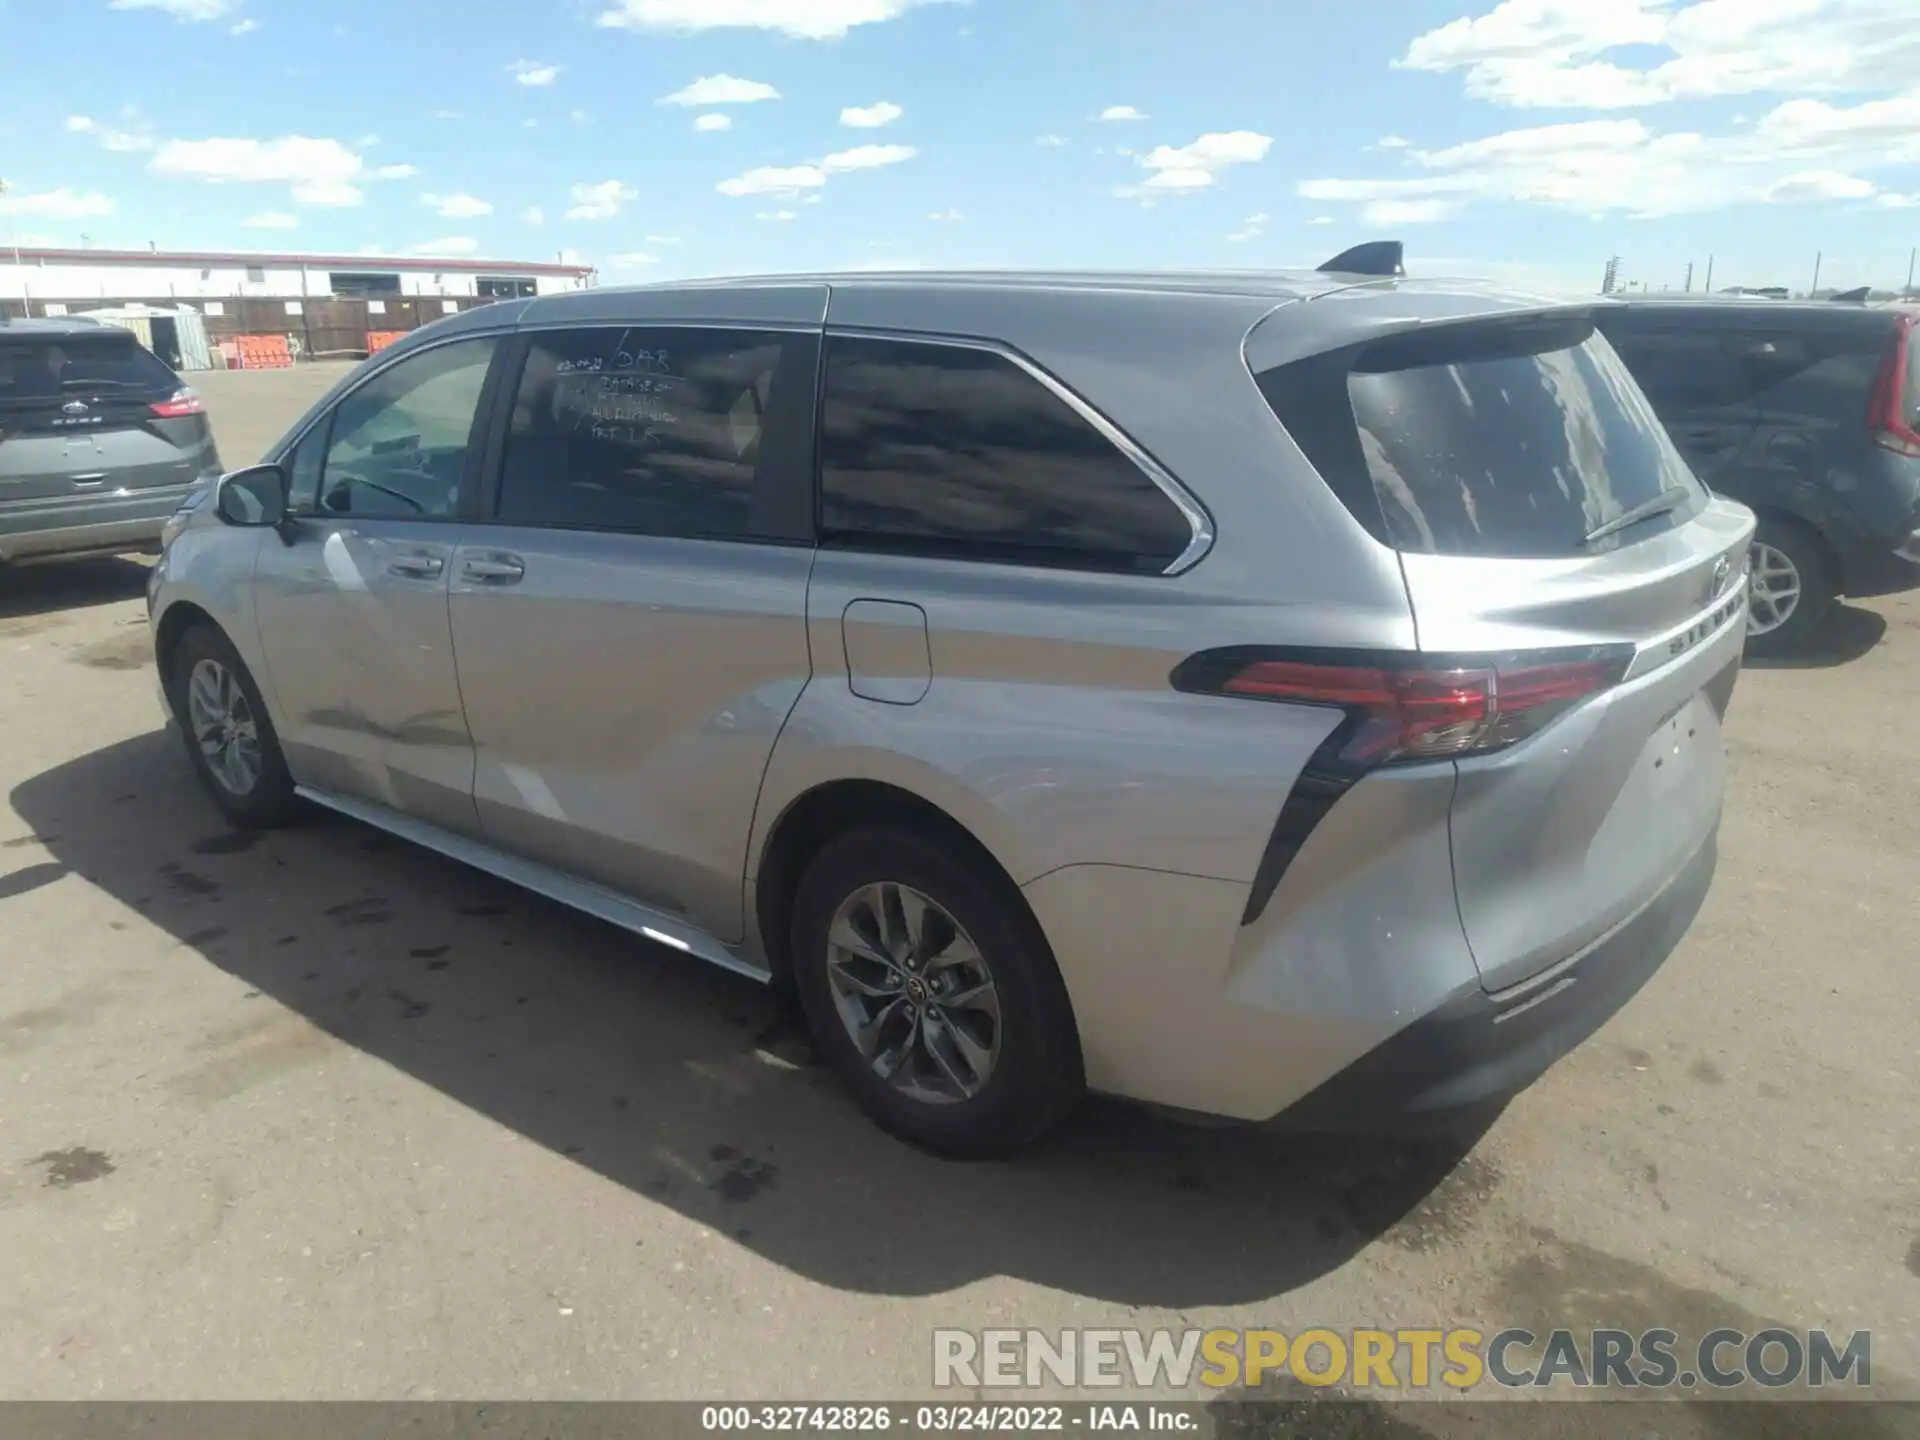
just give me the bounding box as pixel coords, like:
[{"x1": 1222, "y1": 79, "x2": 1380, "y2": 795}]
[
  {"x1": 186, "y1": 657, "x2": 262, "y2": 797},
  {"x1": 824, "y1": 880, "x2": 1002, "y2": 1105},
  {"x1": 1747, "y1": 541, "x2": 1802, "y2": 637}
]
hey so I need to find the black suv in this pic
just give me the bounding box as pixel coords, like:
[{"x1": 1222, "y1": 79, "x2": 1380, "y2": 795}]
[
  {"x1": 1599, "y1": 297, "x2": 1920, "y2": 653},
  {"x1": 0, "y1": 317, "x2": 221, "y2": 565}
]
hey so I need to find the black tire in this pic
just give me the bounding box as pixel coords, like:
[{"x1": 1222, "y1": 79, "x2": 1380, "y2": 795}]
[
  {"x1": 789, "y1": 825, "x2": 1084, "y2": 1157},
  {"x1": 1745, "y1": 516, "x2": 1834, "y2": 658},
  {"x1": 168, "y1": 622, "x2": 298, "y2": 829}
]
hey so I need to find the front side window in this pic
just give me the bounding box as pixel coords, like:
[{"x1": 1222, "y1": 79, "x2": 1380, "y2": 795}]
[
  {"x1": 496, "y1": 325, "x2": 795, "y2": 540},
  {"x1": 818, "y1": 336, "x2": 1195, "y2": 574},
  {"x1": 315, "y1": 337, "x2": 497, "y2": 520},
  {"x1": 1602, "y1": 326, "x2": 1750, "y2": 414}
]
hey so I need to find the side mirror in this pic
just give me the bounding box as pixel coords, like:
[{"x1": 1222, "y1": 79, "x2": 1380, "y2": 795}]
[{"x1": 214, "y1": 464, "x2": 289, "y2": 528}]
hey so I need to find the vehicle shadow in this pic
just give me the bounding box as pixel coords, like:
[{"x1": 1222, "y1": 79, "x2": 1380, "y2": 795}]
[
  {"x1": 10, "y1": 730, "x2": 1494, "y2": 1308},
  {"x1": 1745, "y1": 602, "x2": 1888, "y2": 670},
  {"x1": 0, "y1": 556, "x2": 151, "y2": 623}
]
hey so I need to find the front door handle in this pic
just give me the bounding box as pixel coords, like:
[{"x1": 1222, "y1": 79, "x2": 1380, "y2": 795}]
[
  {"x1": 387, "y1": 551, "x2": 445, "y2": 579},
  {"x1": 461, "y1": 552, "x2": 525, "y2": 585}
]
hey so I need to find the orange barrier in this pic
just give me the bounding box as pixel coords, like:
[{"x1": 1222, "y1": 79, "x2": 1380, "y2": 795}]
[
  {"x1": 367, "y1": 330, "x2": 406, "y2": 354},
  {"x1": 231, "y1": 334, "x2": 294, "y2": 369}
]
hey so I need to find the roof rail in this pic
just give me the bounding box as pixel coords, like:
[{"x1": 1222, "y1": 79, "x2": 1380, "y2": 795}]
[{"x1": 1316, "y1": 241, "x2": 1405, "y2": 278}]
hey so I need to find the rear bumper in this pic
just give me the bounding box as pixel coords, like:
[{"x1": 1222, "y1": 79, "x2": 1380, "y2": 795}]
[
  {"x1": 1270, "y1": 829, "x2": 1716, "y2": 1135},
  {"x1": 0, "y1": 482, "x2": 202, "y2": 562}
]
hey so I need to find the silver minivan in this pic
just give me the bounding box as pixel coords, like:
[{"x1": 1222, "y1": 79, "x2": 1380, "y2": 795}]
[{"x1": 149, "y1": 253, "x2": 1754, "y2": 1154}]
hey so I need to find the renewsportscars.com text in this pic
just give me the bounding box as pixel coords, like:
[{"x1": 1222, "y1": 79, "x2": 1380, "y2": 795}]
[{"x1": 932, "y1": 1327, "x2": 1872, "y2": 1392}]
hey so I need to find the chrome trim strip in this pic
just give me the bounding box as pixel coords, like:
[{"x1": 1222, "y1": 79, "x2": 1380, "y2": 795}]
[
  {"x1": 1622, "y1": 572, "x2": 1750, "y2": 683},
  {"x1": 825, "y1": 326, "x2": 1217, "y2": 575},
  {"x1": 294, "y1": 785, "x2": 772, "y2": 984}
]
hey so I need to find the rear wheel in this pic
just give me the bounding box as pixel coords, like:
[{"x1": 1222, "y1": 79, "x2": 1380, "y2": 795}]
[
  {"x1": 169, "y1": 623, "x2": 297, "y2": 828},
  {"x1": 789, "y1": 826, "x2": 1083, "y2": 1157},
  {"x1": 1746, "y1": 517, "x2": 1833, "y2": 657}
]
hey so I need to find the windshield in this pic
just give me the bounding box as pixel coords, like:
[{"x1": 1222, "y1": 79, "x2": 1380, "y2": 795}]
[{"x1": 0, "y1": 334, "x2": 179, "y2": 405}]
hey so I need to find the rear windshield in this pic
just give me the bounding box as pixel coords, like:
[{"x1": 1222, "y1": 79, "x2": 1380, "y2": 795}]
[
  {"x1": 0, "y1": 333, "x2": 179, "y2": 405},
  {"x1": 1256, "y1": 316, "x2": 1706, "y2": 558}
]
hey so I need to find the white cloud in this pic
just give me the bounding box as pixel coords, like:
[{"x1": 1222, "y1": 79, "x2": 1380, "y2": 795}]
[
  {"x1": 571, "y1": 109, "x2": 589, "y2": 123},
  {"x1": 1363, "y1": 197, "x2": 1461, "y2": 225},
  {"x1": 658, "y1": 74, "x2": 780, "y2": 106},
  {"x1": 522, "y1": 206, "x2": 546, "y2": 224},
  {"x1": 1374, "y1": 134, "x2": 1411, "y2": 149},
  {"x1": 598, "y1": 0, "x2": 952, "y2": 41},
  {"x1": 1100, "y1": 105, "x2": 1148, "y2": 121},
  {"x1": 647, "y1": 233, "x2": 683, "y2": 244},
  {"x1": 927, "y1": 208, "x2": 964, "y2": 221},
  {"x1": 108, "y1": 0, "x2": 233, "y2": 19},
  {"x1": 372, "y1": 163, "x2": 418, "y2": 180},
  {"x1": 1121, "y1": 130, "x2": 1273, "y2": 198},
  {"x1": 423, "y1": 191, "x2": 494, "y2": 218},
  {"x1": 66, "y1": 114, "x2": 155, "y2": 152},
  {"x1": 608, "y1": 251, "x2": 661, "y2": 269},
  {"x1": 565, "y1": 179, "x2": 638, "y2": 219},
  {"x1": 433, "y1": 108, "x2": 462, "y2": 120},
  {"x1": 1309, "y1": 214, "x2": 1336, "y2": 225},
  {"x1": 151, "y1": 134, "x2": 362, "y2": 192},
  {"x1": 1228, "y1": 211, "x2": 1268, "y2": 242},
  {"x1": 757, "y1": 210, "x2": 801, "y2": 221},
  {"x1": 410, "y1": 237, "x2": 480, "y2": 256},
  {"x1": 3, "y1": 188, "x2": 116, "y2": 220},
  {"x1": 291, "y1": 178, "x2": 363, "y2": 206},
  {"x1": 841, "y1": 101, "x2": 903, "y2": 128},
  {"x1": 720, "y1": 164, "x2": 827, "y2": 197},
  {"x1": 822, "y1": 143, "x2": 917, "y2": 171},
  {"x1": 559, "y1": 248, "x2": 586, "y2": 267},
  {"x1": 1303, "y1": 90, "x2": 1920, "y2": 221},
  {"x1": 1400, "y1": 0, "x2": 1920, "y2": 111},
  {"x1": 695, "y1": 113, "x2": 734, "y2": 132},
  {"x1": 1036, "y1": 133, "x2": 1069, "y2": 147},
  {"x1": 509, "y1": 59, "x2": 560, "y2": 86},
  {"x1": 230, "y1": 17, "x2": 258, "y2": 33},
  {"x1": 241, "y1": 211, "x2": 298, "y2": 229},
  {"x1": 1875, "y1": 191, "x2": 1920, "y2": 209}
]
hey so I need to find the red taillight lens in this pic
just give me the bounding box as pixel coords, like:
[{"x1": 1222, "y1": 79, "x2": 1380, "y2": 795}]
[
  {"x1": 1868, "y1": 314, "x2": 1920, "y2": 458},
  {"x1": 1179, "y1": 649, "x2": 1630, "y2": 765},
  {"x1": 150, "y1": 388, "x2": 204, "y2": 418}
]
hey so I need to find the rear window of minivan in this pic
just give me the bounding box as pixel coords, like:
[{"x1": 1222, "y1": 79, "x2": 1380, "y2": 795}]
[{"x1": 1255, "y1": 315, "x2": 1706, "y2": 558}]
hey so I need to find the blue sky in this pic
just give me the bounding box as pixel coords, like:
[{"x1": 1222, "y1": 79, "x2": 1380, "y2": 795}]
[{"x1": 5, "y1": 0, "x2": 1920, "y2": 294}]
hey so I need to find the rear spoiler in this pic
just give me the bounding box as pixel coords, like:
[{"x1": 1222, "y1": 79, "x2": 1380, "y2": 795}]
[{"x1": 1316, "y1": 241, "x2": 1405, "y2": 278}]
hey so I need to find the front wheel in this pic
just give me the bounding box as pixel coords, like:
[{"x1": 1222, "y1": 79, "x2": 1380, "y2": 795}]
[
  {"x1": 1746, "y1": 518, "x2": 1833, "y2": 658},
  {"x1": 789, "y1": 826, "x2": 1084, "y2": 1157},
  {"x1": 169, "y1": 623, "x2": 297, "y2": 828}
]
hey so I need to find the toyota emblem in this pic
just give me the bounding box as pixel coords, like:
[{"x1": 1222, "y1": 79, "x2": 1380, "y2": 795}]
[
  {"x1": 1707, "y1": 555, "x2": 1732, "y2": 602},
  {"x1": 60, "y1": 400, "x2": 89, "y2": 415}
]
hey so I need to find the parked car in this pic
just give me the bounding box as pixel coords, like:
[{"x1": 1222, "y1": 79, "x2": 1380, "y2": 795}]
[
  {"x1": 0, "y1": 316, "x2": 221, "y2": 565},
  {"x1": 148, "y1": 253, "x2": 1753, "y2": 1154},
  {"x1": 1598, "y1": 296, "x2": 1920, "y2": 653}
]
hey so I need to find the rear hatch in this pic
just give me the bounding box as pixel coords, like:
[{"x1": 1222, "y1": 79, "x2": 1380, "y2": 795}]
[
  {"x1": 1254, "y1": 297, "x2": 1754, "y2": 993},
  {"x1": 0, "y1": 328, "x2": 215, "y2": 508}
]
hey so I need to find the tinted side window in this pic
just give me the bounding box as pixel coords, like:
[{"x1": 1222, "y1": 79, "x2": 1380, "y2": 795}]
[
  {"x1": 318, "y1": 337, "x2": 497, "y2": 519},
  {"x1": 1729, "y1": 326, "x2": 1886, "y2": 424},
  {"x1": 819, "y1": 336, "x2": 1194, "y2": 574},
  {"x1": 497, "y1": 326, "x2": 799, "y2": 541},
  {"x1": 1604, "y1": 328, "x2": 1749, "y2": 413}
]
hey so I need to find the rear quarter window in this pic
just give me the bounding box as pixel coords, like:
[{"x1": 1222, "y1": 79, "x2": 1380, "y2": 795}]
[
  {"x1": 819, "y1": 335, "x2": 1196, "y2": 574},
  {"x1": 1256, "y1": 316, "x2": 1706, "y2": 558}
]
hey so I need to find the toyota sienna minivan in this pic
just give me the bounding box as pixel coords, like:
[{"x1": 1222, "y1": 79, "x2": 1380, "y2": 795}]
[{"x1": 148, "y1": 249, "x2": 1754, "y2": 1154}]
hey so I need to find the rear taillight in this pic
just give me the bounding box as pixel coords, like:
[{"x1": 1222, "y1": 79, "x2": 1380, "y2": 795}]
[
  {"x1": 1868, "y1": 314, "x2": 1920, "y2": 458},
  {"x1": 150, "y1": 388, "x2": 204, "y2": 419},
  {"x1": 1172, "y1": 647, "x2": 1632, "y2": 766}
]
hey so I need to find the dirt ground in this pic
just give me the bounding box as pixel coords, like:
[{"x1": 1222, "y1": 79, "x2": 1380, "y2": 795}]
[{"x1": 1, "y1": 363, "x2": 1916, "y2": 1426}]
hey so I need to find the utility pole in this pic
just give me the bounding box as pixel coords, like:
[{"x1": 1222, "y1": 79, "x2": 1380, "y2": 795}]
[
  {"x1": 1906, "y1": 247, "x2": 1916, "y2": 297},
  {"x1": 1811, "y1": 250, "x2": 1822, "y2": 297},
  {"x1": 1704, "y1": 254, "x2": 1714, "y2": 292},
  {"x1": 1684, "y1": 262, "x2": 1694, "y2": 293},
  {"x1": 1602, "y1": 255, "x2": 1621, "y2": 294}
]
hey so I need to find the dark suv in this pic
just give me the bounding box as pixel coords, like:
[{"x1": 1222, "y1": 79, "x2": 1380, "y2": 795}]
[
  {"x1": 0, "y1": 317, "x2": 221, "y2": 565},
  {"x1": 1599, "y1": 297, "x2": 1920, "y2": 653}
]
